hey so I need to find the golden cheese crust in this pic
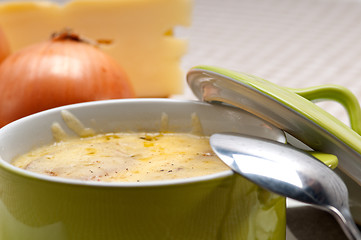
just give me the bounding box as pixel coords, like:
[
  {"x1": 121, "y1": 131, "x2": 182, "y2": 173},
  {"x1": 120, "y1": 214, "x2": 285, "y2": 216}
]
[{"x1": 12, "y1": 132, "x2": 229, "y2": 182}]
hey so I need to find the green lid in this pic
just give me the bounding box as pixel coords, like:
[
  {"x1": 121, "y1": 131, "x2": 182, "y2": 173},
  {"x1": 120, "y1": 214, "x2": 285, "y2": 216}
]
[{"x1": 187, "y1": 65, "x2": 361, "y2": 186}]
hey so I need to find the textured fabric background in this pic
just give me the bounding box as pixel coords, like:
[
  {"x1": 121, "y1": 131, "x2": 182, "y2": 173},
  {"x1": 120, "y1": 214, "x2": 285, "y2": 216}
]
[{"x1": 177, "y1": 0, "x2": 361, "y2": 127}]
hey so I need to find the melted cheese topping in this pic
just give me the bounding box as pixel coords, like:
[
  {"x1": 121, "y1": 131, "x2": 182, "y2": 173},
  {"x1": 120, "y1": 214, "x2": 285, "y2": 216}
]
[{"x1": 12, "y1": 132, "x2": 229, "y2": 182}]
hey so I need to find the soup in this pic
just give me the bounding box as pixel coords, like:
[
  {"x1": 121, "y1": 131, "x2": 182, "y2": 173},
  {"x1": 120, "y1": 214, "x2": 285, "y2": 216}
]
[{"x1": 12, "y1": 132, "x2": 229, "y2": 182}]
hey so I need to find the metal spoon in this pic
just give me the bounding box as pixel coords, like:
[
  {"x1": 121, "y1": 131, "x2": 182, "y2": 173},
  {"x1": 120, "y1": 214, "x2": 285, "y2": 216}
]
[{"x1": 210, "y1": 132, "x2": 361, "y2": 240}]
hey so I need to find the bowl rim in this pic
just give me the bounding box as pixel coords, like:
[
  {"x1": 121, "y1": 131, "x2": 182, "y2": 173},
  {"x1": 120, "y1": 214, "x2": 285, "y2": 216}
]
[{"x1": 0, "y1": 98, "x2": 284, "y2": 188}]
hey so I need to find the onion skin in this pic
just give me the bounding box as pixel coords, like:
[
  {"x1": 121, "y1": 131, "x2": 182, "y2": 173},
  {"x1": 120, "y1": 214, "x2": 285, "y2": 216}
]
[
  {"x1": 0, "y1": 27, "x2": 10, "y2": 63},
  {"x1": 0, "y1": 34, "x2": 135, "y2": 127}
]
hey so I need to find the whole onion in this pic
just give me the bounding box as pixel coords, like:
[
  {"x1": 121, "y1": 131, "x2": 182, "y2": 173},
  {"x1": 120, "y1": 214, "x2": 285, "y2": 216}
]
[{"x1": 0, "y1": 30, "x2": 135, "y2": 127}]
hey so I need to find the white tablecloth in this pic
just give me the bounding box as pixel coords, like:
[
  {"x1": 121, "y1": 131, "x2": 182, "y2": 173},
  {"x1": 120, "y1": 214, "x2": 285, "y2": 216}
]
[{"x1": 177, "y1": 0, "x2": 361, "y2": 125}]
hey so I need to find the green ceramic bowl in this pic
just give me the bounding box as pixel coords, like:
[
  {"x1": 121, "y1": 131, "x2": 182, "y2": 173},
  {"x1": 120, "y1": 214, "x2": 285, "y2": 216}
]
[{"x1": 0, "y1": 99, "x2": 288, "y2": 240}]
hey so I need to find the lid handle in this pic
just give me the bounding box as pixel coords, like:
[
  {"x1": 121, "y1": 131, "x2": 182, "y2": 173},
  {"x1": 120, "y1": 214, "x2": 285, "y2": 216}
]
[{"x1": 288, "y1": 85, "x2": 361, "y2": 135}]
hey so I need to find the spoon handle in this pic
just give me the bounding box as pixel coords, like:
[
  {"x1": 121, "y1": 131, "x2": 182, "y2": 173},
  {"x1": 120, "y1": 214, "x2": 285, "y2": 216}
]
[{"x1": 330, "y1": 207, "x2": 361, "y2": 240}]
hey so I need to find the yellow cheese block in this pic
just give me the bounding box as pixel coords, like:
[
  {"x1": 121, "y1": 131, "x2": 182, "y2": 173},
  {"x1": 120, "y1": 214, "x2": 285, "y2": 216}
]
[{"x1": 0, "y1": 0, "x2": 192, "y2": 97}]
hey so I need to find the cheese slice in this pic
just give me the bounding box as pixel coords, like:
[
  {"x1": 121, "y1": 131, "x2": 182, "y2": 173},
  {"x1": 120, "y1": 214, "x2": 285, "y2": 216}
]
[{"x1": 0, "y1": 0, "x2": 192, "y2": 97}]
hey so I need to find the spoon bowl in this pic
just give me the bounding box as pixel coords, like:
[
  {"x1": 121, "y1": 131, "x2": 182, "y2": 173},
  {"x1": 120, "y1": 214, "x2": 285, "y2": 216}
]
[{"x1": 210, "y1": 132, "x2": 361, "y2": 240}]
